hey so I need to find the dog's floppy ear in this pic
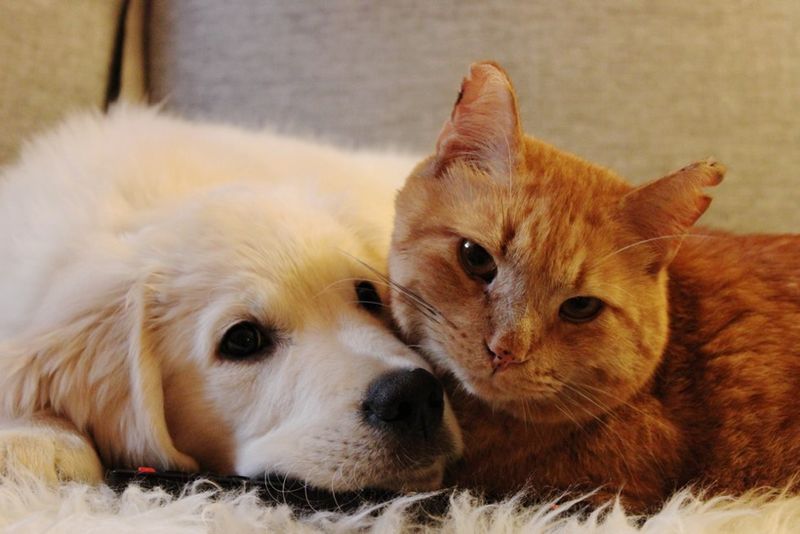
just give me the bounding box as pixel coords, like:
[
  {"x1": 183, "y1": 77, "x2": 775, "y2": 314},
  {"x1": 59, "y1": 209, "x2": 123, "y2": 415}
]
[{"x1": 0, "y1": 276, "x2": 198, "y2": 472}]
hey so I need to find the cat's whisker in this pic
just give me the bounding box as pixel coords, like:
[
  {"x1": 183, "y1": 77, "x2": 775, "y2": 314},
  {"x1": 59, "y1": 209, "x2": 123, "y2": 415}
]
[
  {"x1": 311, "y1": 277, "x2": 370, "y2": 301},
  {"x1": 500, "y1": 128, "x2": 514, "y2": 186},
  {"x1": 517, "y1": 398, "x2": 530, "y2": 429},
  {"x1": 336, "y1": 250, "x2": 452, "y2": 326},
  {"x1": 559, "y1": 382, "x2": 635, "y2": 445},
  {"x1": 574, "y1": 382, "x2": 659, "y2": 422},
  {"x1": 369, "y1": 270, "x2": 438, "y2": 316},
  {"x1": 388, "y1": 282, "x2": 443, "y2": 322},
  {"x1": 389, "y1": 280, "x2": 459, "y2": 329},
  {"x1": 560, "y1": 388, "x2": 642, "y2": 483},
  {"x1": 561, "y1": 382, "x2": 646, "y2": 436},
  {"x1": 596, "y1": 233, "x2": 719, "y2": 266},
  {"x1": 572, "y1": 379, "x2": 673, "y2": 475},
  {"x1": 329, "y1": 273, "x2": 442, "y2": 324},
  {"x1": 551, "y1": 396, "x2": 583, "y2": 430},
  {"x1": 361, "y1": 279, "x2": 442, "y2": 323},
  {"x1": 397, "y1": 293, "x2": 444, "y2": 325},
  {"x1": 560, "y1": 384, "x2": 613, "y2": 429},
  {"x1": 571, "y1": 382, "x2": 671, "y2": 478},
  {"x1": 348, "y1": 299, "x2": 391, "y2": 310}
]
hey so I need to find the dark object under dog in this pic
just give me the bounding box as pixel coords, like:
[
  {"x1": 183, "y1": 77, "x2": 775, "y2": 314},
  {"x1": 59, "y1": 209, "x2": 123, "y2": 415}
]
[{"x1": 106, "y1": 468, "x2": 452, "y2": 516}]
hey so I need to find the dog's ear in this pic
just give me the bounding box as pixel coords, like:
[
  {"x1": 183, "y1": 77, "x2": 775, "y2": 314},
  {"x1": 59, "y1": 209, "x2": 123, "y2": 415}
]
[{"x1": 0, "y1": 277, "x2": 198, "y2": 472}]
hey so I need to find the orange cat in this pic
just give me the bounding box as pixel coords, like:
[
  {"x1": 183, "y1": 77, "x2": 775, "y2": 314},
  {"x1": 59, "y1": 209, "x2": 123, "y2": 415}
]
[{"x1": 389, "y1": 61, "x2": 800, "y2": 511}]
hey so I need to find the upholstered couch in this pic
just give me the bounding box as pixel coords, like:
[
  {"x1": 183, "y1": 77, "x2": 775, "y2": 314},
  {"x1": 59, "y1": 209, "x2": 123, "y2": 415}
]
[{"x1": 1, "y1": 0, "x2": 798, "y2": 233}]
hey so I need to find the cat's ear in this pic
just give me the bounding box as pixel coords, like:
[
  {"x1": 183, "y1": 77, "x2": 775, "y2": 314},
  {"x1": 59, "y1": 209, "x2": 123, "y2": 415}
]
[
  {"x1": 619, "y1": 159, "x2": 725, "y2": 268},
  {"x1": 433, "y1": 61, "x2": 524, "y2": 178}
]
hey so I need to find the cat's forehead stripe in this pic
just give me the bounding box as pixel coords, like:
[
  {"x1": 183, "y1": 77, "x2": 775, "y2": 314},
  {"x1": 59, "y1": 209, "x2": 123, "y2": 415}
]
[
  {"x1": 505, "y1": 193, "x2": 595, "y2": 290},
  {"x1": 499, "y1": 217, "x2": 516, "y2": 256},
  {"x1": 515, "y1": 196, "x2": 552, "y2": 250}
]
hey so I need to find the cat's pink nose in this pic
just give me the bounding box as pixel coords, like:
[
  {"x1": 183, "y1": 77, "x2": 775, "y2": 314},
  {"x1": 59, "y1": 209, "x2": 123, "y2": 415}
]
[
  {"x1": 491, "y1": 354, "x2": 518, "y2": 373},
  {"x1": 486, "y1": 342, "x2": 522, "y2": 373}
]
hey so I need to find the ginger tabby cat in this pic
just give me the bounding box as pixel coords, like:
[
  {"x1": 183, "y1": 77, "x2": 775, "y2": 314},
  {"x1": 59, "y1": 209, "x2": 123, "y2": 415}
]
[{"x1": 388, "y1": 61, "x2": 800, "y2": 512}]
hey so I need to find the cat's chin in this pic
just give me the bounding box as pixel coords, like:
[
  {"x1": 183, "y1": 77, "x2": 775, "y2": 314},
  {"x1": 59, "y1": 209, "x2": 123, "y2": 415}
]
[
  {"x1": 461, "y1": 375, "x2": 593, "y2": 425},
  {"x1": 491, "y1": 398, "x2": 566, "y2": 423},
  {"x1": 466, "y1": 375, "x2": 561, "y2": 406},
  {"x1": 434, "y1": 349, "x2": 592, "y2": 424}
]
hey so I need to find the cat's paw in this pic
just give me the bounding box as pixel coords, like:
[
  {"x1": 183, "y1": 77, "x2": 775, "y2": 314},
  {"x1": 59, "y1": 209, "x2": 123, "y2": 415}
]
[{"x1": 0, "y1": 421, "x2": 103, "y2": 484}]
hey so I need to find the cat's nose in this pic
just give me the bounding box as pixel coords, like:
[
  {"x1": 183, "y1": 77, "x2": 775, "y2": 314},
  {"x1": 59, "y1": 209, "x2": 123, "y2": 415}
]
[
  {"x1": 486, "y1": 341, "x2": 524, "y2": 372},
  {"x1": 362, "y1": 368, "x2": 444, "y2": 440},
  {"x1": 487, "y1": 327, "x2": 535, "y2": 370}
]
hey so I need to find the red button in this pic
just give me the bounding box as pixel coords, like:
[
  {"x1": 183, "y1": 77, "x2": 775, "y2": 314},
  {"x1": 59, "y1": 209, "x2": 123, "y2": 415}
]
[{"x1": 137, "y1": 467, "x2": 156, "y2": 474}]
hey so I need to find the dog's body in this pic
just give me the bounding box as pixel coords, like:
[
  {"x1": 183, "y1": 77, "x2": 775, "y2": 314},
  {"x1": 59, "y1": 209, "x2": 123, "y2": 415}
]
[{"x1": 0, "y1": 108, "x2": 461, "y2": 490}]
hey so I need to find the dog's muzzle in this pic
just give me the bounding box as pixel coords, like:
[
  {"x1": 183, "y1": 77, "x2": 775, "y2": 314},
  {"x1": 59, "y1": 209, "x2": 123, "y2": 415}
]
[{"x1": 362, "y1": 368, "x2": 444, "y2": 440}]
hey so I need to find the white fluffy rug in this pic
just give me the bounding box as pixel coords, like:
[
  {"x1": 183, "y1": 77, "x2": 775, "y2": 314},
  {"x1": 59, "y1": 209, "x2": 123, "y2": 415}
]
[{"x1": 1, "y1": 474, "x2": 799, "y2": 533}]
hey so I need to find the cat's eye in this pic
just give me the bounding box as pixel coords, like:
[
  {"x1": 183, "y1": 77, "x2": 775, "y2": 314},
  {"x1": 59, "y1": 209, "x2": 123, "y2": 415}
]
[
  {"x1": 459, "y1": 239, "x2": 497, "y2": 283},
  {"x1": 355, "y1": 281, "x2": 382, "y2": 314},
  {"x1": 559, "y1": 297, "x2": 604, "y2": 323},
  {"x1": 219, "y1": 321, "x2": 276, "y2": 360}
]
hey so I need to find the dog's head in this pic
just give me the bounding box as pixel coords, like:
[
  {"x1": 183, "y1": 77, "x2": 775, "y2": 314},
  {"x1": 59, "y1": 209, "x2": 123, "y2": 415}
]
[{"x1": 1, "y1": 183, "x2": 462, "y2": 491}]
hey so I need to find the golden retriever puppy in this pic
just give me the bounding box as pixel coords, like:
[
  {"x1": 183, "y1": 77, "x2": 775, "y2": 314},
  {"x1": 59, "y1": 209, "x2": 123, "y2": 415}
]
[{"x1": 0, "y1": 108, "x2": 462, "y2": 491}]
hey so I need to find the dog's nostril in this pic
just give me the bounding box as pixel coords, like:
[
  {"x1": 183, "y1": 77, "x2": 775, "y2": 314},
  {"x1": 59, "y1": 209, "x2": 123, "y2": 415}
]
[
  {"x1": 393, "y1": 401, "x2": 413, "y2": 422},
  {"x1": 362, "y1": 368, "x2": 444, "y2": 439}
]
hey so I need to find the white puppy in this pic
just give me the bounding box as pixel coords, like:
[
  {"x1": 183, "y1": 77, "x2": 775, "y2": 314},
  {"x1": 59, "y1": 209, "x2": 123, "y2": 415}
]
[{"x1": 0, "y1": 108, "x2": 462, "y2": 491}]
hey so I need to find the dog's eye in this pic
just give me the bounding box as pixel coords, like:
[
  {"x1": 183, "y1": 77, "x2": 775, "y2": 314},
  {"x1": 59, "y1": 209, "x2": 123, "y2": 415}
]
[
  {"x1": 219, "y1": 321, "x2": 274, "y2": 360},
  {"x1": 355, "y1": 281, "x2": 382, "y2": 314},
  {"x1": 559, "y1": 297, "x2": 604, "y2": 323}
]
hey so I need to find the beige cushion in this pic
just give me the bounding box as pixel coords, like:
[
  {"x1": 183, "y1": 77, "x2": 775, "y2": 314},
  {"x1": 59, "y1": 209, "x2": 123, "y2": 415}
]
[{"x1": 0, "y1": 0, "x2": 123, "y2": 166}]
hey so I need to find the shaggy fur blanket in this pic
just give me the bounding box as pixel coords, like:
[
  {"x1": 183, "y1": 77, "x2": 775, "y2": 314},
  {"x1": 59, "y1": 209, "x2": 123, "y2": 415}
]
[{"x1": 1, "y1": 474, "x2": 798, "y2": 533}]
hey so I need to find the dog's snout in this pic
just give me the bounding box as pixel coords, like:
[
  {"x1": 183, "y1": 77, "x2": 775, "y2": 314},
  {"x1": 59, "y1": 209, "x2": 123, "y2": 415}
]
[{"x1": 362, "y1": 368, "x2": 444, "y2": 439}]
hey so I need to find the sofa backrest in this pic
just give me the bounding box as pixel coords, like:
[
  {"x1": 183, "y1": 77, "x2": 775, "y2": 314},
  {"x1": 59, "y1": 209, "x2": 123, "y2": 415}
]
[
  {"x1": 147, "y1": 1, "x2": 800, "y2": 233},
  {"x1": 0, "y1": 1, "x2": 127, "y2": 166}
]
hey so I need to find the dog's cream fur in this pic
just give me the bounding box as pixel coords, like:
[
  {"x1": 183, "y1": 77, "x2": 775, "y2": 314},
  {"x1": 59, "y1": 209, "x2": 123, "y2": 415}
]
[{"x1": 0, "y1": 108, "x2": 462, "y2": 491}]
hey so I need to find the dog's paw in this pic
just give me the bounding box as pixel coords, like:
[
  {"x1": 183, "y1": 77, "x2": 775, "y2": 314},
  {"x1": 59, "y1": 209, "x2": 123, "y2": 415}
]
[{"x1": 0, "y1": 422, "x2": 103, "y2": 484}]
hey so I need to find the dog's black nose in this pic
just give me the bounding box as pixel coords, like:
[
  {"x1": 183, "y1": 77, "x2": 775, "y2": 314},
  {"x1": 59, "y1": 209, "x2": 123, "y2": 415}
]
[{"x1": 362, "y1": 368, "x2": 444, "y2": 439}]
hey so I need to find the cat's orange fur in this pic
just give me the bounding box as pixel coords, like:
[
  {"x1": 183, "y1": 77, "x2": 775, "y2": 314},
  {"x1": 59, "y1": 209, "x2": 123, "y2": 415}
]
[{"x1": 389, "y1": 62, "x2": 800, "y2": 511}]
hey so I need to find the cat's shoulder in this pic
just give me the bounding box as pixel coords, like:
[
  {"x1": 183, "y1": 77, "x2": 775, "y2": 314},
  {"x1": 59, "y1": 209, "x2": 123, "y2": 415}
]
[
  {"x1": 666, "y1": 229, "x2": 799, "y2": 360},
  {"x1": 674, "y1": 230, "x2": 799, "y2": 278}
]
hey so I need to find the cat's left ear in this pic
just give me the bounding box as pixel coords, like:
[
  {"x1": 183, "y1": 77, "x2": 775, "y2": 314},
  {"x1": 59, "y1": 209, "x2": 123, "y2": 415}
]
[
  {"x1": 619, "y1": 159, "x2": 725, "y2": 269},
  {"x1": 433, "y1": 61, "x2": 524, "y2": 178}
]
